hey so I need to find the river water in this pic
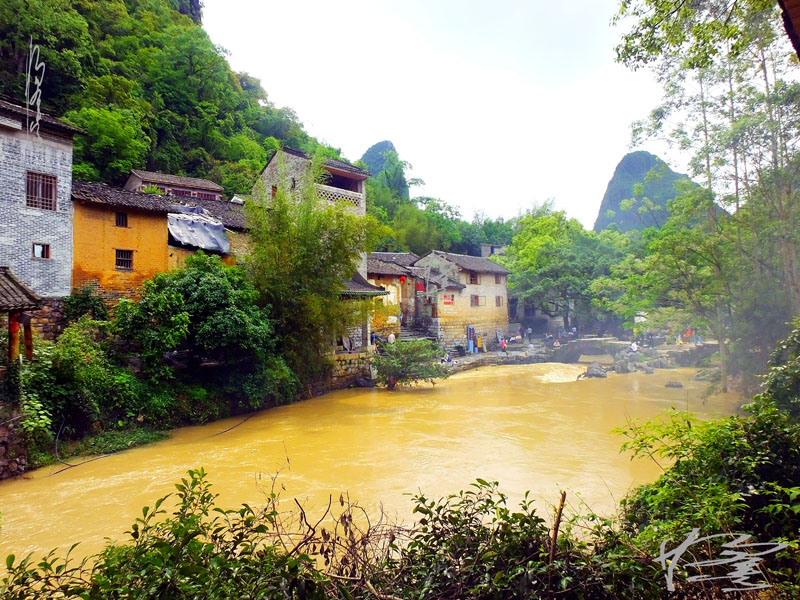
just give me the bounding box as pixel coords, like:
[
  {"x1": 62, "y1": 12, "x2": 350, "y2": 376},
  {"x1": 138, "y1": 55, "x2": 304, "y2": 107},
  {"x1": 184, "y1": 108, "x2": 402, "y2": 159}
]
[{"x1": 0, "y1": 363, "x2": 741, "y2": 560}]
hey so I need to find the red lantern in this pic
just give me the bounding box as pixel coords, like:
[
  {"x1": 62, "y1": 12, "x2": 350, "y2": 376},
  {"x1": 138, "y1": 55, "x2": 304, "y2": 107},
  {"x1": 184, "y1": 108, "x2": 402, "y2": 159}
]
[{"x1": 399, "y1": 275, "x2": 406, "y2": 282}]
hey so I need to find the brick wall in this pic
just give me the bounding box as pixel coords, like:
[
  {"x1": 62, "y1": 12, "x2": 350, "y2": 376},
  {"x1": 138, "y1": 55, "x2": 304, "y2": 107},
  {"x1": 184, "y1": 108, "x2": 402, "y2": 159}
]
[
  {"x1": 72, "y1": 202, "x2": 169, "y2": 299},
  {"x1": 0, "y1": 128, "x2": 73, "y2": 297}
]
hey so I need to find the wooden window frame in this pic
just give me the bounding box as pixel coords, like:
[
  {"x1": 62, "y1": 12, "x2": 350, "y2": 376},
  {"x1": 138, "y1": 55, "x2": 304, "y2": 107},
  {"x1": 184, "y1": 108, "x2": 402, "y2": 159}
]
[
  {"x1": 496, "y1": 296, "x2": 503, "y2": 307},
  {"x1": 468, "y1": 271, "x2": 479, "y2": 285},
  {"x1": 471, "y1": 295, "x2": 485, "y2": 307},
  {"x1": 115, "y1": 249, "x2": 134, "y2": 271},
  {"x1": 171, "y1": 189, "x2": 192, "y2": 197},
  {"x1": 32, "y1": 243, "x2": 50, "y2": 259},
  {"x1": 495, "y1": 274, "x2": 502, "y2": 284},
  {"x1": 26, "y1": 171, "x2": 57, "y2": 211},
  {"x1": 115, "y1": 211, "x2": 128, "y2": 228},
  {"x1": 197, "y1": 191, "x2": 218, "y2": 200}
]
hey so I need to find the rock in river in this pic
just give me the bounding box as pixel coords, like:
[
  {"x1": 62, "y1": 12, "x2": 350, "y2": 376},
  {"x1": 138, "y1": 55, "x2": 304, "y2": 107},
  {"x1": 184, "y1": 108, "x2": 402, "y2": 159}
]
[
  {"x1": 585, "y1": 362, "x2": 608, "y2": 378},
  {"x1": 665, "y1": 381, "x2": 684, "y2": 388}
]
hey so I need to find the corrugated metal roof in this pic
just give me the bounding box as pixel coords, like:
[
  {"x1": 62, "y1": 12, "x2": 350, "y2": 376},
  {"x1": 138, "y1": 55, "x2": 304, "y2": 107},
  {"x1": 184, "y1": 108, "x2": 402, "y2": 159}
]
[{"x1": 167, "y1": 210, "x2": 230, "y2": 254}]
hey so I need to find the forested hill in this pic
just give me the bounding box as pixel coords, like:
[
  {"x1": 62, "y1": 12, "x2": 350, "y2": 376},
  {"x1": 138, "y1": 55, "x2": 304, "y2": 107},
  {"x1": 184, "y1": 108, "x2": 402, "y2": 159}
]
[
  {"x1": 593, "y1": 151, "x2": 690, "y2": 232},
  {"x1": 0, "y1": 0, "x2": 341, "y2": 196}
]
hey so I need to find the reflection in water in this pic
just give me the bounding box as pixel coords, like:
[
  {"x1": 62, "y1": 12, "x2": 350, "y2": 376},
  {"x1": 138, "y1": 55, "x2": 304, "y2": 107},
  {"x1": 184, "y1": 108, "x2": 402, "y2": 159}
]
[{"x1": 0, "y1": 364, "x2": 741, "y2": 559}]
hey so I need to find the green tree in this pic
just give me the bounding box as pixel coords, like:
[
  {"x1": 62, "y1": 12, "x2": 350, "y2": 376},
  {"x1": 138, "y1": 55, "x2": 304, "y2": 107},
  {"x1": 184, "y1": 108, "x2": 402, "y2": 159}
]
[
  {"x1": 244, "y1": 155, "x2": 371, "y2": 383},
  {"x1": 372, "y1": 340, "x2": 449, "y2": 391},
  {"x1": 64, "y1": 107, "x2": 150, "y2": 183}
]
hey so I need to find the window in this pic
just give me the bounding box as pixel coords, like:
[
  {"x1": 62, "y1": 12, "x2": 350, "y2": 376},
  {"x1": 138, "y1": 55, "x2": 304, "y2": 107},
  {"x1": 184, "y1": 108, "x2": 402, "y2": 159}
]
[
  {"x1": 115, "y1": 249, "x2": 134, "y2": 270},
  {"x1": 197, "y1": 191, "x2": 217, "y2": 200},
  {"x1": 32, "y1": 243, "x2": 50, "y2": 259},
  {"x1": 26, "y1": 172, "x2": 57, "y2": 210},
  {"x1": 171, "y1": 189, "x2": 192, "y2": 197},
  {"x1": 496, "y1": 296, "x2": 504, "y2": 307},
  {"x1": 495, "y1": 274, "x2": 502, "y2": 284},
  {"x1": 468, "y1": 271, "x2": 479, "y2": 285},
  {"x1": 470, "y1": 295, "x2": 486, "y2": 307},
  {"x1": 156, "y1": 186, "x2": 167, "y2": 194},
  {"x1": 115, "y1": 212, "x2": 128, "y2": 227}
]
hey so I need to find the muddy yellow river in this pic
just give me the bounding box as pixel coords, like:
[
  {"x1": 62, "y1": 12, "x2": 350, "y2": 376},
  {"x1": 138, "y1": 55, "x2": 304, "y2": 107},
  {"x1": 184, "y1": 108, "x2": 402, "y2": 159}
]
[{"x1": 0, "y1": 364, "x2": 741, "y2": 560}]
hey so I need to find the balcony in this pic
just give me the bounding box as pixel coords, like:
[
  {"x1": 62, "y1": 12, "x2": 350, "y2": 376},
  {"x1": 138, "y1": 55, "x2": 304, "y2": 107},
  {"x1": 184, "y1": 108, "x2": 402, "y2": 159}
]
[{"x1": 315, "y1": 183, "x2": 363, "y2": 210}]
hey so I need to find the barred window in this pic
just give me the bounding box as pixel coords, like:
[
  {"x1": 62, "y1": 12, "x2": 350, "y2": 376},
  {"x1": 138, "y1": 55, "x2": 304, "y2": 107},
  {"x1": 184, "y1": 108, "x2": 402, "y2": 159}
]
[
  {"x1": 197, "y1": 191, "x2": 218, "y2": 200},
  {"x1": 115, "y1": 212, "x2": 128, "y2": 227},
  {"x1": 171, "y1": 189, "x2": 192, "y2": 197},
  {"x1": 26, "y1": 172, "x2": 57, "y2": 210},
  {"x1": 115, "y1": 249, "x2": 133, "y2": 270},
  {"x1": 32, "y1": 243, "x2": 50, "y2": 259}
]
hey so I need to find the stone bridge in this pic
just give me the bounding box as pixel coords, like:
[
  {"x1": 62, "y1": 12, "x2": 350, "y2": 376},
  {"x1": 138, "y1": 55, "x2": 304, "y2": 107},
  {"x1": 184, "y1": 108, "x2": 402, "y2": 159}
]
[{"x1": 550, "y1": 338, "x2": 626, "y2": 363}]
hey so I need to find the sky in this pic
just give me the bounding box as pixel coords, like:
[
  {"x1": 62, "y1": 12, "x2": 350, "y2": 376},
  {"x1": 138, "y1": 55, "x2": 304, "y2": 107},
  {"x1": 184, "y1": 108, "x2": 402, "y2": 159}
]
[{"x1": 203, "y1": 0, "x2": 676, "y2": 229}]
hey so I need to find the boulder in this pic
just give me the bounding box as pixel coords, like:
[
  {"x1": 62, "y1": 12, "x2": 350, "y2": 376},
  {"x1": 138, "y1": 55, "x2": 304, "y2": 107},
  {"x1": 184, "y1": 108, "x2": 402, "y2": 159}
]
[
  {"x1": 615, "y1": 360, "x2": 632, "y2": 374},
  {"x1": 665, "y1": 381, "x2": 684, "y2": 388},
  {"x1": 642, "y1": 366, "x2": 655, "y2": 374},
  {"x1": 585, "y1": 362, "x2": 608, "y2": 378}
]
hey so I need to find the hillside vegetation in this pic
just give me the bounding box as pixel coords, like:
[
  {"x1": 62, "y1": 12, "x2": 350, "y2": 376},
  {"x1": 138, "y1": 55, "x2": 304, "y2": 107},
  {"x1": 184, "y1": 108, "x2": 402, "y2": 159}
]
[{"x1": 0, "y1": 0, "x2": 342, "y2": 195}]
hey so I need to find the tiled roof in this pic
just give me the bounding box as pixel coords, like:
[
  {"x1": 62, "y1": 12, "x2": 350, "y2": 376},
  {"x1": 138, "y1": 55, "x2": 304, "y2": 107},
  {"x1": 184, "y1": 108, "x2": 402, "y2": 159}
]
[
  {"x1": 282, "y1": 147, "x2": 369, "y2": 177},
  {"x1": 0, "y1": 96, "x2": 84, "y2": 136},
  {"x1": 73, "y1": 181, "x2": 174, "y2": 213},
  {"x1": 0, "y1": 267, "x2": 41, "y2": 311},
  {"x1": 342, "y1": 272, "x2": 389, "y2": 297},
  {"x1": 367, "y1": 257, "x2": 410, "y2": 277},
  {"x1": 130, "y1": 170, "x2": 224, "y2": 192},
  {"x1": 180, "y1": 196, "x2": 246, "y2": 230},
  {"x1": 407, "y1": 266, "x2": 464, "y2": 290},
  {"x1": 72, "y1": 182, "x2": 246, "y2": 230},
  {"x1": 369, "y1": 251, "x2": 420, "y2": 267},
  {"x1": 420, "y1": 250, "x2": 510, "y2": 274}
]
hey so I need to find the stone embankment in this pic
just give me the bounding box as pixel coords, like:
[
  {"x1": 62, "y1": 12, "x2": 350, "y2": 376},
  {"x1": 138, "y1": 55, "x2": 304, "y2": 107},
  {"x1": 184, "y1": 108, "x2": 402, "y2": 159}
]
[{"x1": 0, "y1": 405, "x2": 28, "y2": 479}]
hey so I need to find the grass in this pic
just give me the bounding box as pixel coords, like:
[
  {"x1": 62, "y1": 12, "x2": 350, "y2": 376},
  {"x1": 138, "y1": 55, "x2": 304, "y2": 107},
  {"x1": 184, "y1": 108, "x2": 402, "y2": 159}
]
[{"x1": 27, "y1": 429, "x2": 169, "y2": 470}]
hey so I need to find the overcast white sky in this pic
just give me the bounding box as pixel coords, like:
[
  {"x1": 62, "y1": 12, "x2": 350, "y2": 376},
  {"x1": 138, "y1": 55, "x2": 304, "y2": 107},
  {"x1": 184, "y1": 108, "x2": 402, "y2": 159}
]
[{"x1": 203, "y1": 0, "x2": 676, "y2": 229}]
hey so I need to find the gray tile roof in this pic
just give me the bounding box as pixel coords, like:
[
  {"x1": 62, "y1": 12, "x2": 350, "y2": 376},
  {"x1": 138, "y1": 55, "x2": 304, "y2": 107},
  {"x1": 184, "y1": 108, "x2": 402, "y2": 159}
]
[
  {"x1": 73, "y1": 181, "x2": 174, "y2": 213},
  {"x1": 407, "y1": 266, "x2": 465, "y2": 290},
  {"x1": 369, "y1": 251, "x2": 420, "y2": 267},
  {"x1": 342, "y1": 272, "x2": 389, "y2": 296},
  {"x1": 0, "y1": 267, "x2": 41, "y2": 311},
  {"x1": 131, "y1": 170, "x2": 224, "y2": 192},
  {"x1": 72, "y1": 182, "x2": 246, "y2": 230},
  {"x1": 367, "y1": 256, "x2": 410, "y2": 276},
  {"x1": 421, "y1": 250, "x2": 510, "y2": 274},
  {"x1": 281, "y1": 147, "x2": 369, "y2": 177},
  {"x1": 0, "y1": 96, "x2": 84, "y2": 137}
]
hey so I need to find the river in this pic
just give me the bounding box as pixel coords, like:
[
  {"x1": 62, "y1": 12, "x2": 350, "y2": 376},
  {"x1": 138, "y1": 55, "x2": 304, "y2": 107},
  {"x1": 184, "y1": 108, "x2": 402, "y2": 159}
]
[{"x1": 0, "y1": 363, "x2": 741, "y2": 561}]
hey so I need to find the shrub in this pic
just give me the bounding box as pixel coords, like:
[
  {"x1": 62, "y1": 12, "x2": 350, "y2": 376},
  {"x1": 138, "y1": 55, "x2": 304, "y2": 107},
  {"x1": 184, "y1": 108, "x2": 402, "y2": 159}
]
[
  {"x1": 372, "y1": 339, "x2": 449, "y2": 390},
  {"x1": 63, "y1": 287, "x2": 109, "y2": 323},
  {"x1": 22, "y1": 318, "x2": 112, "y2": 437}
]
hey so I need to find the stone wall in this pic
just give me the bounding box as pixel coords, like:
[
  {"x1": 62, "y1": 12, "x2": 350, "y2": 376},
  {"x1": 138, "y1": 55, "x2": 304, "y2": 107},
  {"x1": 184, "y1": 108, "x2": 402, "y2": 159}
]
[
  {"x1": 330, "y1": 352, "x2": 372, "y2": 389},
  {"x1": 0, "y1": 127, "x2": 74, "y2": 297},
  {"x1": 30, "y1": 297, "x2": 66, "y2": 340},
  {"x1": 0, "y1": 404, "x2": 28, "y2": 480}
]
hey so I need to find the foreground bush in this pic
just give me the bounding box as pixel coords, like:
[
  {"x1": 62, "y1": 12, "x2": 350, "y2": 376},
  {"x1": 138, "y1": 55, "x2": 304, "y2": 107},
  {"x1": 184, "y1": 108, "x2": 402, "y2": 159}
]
[{"x1": 373, "y1": 339, "x2": 449, "y2": 390}]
